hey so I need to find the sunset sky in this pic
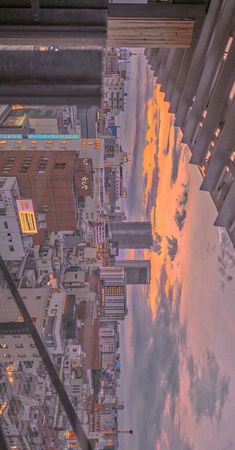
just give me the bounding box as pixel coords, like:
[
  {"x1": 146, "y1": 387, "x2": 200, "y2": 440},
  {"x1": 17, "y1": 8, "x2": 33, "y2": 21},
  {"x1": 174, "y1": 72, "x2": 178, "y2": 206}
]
[{"x1": 118, "y1": 50, "x2": 235, "y2": 450}]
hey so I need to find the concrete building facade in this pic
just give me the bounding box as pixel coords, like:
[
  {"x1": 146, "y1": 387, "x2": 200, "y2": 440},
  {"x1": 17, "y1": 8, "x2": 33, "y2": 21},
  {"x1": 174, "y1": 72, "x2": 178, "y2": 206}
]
[
  {"x1": 0, "y1": 176, "x2": 26, "y2": 261},
  {"x1": 99, "y1": 267, "x2": 127, "y2": 322}
]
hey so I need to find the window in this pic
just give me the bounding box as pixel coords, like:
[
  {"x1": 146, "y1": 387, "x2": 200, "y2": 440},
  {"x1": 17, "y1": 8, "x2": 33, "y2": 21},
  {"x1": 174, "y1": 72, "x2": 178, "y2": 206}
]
[
  {"x1": 37, "y1": 157, "x2": 48, "y2": 173},
  {"x1": 54, "y1": 162, "x2": 66, "y2": 169},
  {"x1": 19, "y1": 156, "x2": 32, "y2": 174},
  {"x1": 24, "y1": 361, "x2": 33, "y2": 368},
  {"x1": 0, "y1": 178, "x2": 6, "y2": 188},
  {"x1": 4, "y1": 221, "x2": 8, "y2": 229},
  {"x1": 9, "y1": 245, "x2": 15, "y2": 252},
  {"x1": 0, "y1": 343, "x2": 8, "y2": 349},
  {"x1": 36, "y1": 296, "x2": 41, "y2": 300},
  {"x1": 15, "y1": 344, "x2": 24, "y2": 349},
  {"x1": 41, "y1": 205, "x2": 49, "y2": 213}
]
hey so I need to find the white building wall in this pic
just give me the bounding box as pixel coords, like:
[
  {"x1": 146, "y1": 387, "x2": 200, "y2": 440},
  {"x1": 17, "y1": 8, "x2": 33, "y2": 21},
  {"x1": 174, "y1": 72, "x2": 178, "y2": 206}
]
[{"x1": 0, "y1": 177, "x2": 25, "y2": 261}]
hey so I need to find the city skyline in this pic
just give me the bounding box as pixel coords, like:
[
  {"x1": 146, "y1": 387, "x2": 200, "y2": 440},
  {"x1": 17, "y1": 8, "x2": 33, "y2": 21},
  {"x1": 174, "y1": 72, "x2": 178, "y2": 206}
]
[{"x1": 0, "y1": 2, "x2": 234, "y2": 450}]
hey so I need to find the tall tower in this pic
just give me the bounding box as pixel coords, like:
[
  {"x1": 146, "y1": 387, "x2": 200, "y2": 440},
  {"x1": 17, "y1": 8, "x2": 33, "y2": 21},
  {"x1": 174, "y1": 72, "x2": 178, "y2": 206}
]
[
  {"x1": 110, "y1": 221, "x2": 153, "y2": 249},
  {"x1": 116, "y1": 260, "x2": 151, "y2": 285}
]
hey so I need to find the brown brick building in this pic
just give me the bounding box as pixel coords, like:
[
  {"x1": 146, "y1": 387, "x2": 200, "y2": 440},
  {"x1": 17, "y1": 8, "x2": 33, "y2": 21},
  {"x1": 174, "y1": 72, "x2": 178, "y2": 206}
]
[{"x1": 0, "y1": 151, "x2": 88, "y2": 238}]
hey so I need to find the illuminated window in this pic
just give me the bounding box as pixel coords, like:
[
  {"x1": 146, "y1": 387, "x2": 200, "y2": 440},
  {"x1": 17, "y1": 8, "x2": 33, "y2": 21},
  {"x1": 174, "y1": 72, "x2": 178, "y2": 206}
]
[
  {"x1": 223, "y1": 36, "x2": 233, "y2": 60},
  {"x1": 81, "y1": 139, "x2": 88, "y2": 149},
  {"x1": 229, "y1": 81, "x2": 235, "y2": 100},
  {"x1": 230, "y1": 151, "x2": 235, "y2": 162},
  {"x1": 0, "y1": 343, "x2": 8, "y2": 349}
]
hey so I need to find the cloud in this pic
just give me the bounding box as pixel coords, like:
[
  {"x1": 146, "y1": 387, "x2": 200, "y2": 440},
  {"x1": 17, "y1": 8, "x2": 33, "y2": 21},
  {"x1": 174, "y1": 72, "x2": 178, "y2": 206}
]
[
  {"x1": 175, "y1": 208, "x2": 187, "y2": 231},
  {"x1": 177, "y1": 183, "x2": 189, "y2": 207},
  {"x1": 146, "y1": 166, "x2": 160, "y2": 216},
  {"x1": 159, "y1": 416, "x2": 194, "y2": 450},
  {"x1": 171, "y1": 131, "x2": 181, "y2": 184},
  {"x1": 163, "y1": 115, "x2": 175, "y2": 157},
  {"x1": 153, "y1": 233, "x2": 162, "y2": 255},
  {"x1": 187, "y1": 351, "x2": 230, "y2": 423},
  {"x1": 125, "y1": 268, "x2": 188, "y2": 450},
  {"x1": 166, "y1": 236, "x2": 178, "y2": 262},
  {"x1": 173, "y1": 184, "x2": 189, "y2": 231}
]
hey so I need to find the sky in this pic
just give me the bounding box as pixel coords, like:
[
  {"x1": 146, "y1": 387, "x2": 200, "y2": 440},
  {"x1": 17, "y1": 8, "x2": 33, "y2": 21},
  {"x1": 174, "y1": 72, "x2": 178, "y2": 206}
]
[{"x1": 117, "y1": 50, "x2": 235, "y2": 450}]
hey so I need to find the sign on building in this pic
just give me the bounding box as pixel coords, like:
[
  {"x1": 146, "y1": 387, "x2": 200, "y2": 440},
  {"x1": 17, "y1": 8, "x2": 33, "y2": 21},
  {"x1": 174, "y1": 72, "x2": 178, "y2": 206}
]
[{"x1": 16, "y1": 199, "x2": 38, "y2": 234}]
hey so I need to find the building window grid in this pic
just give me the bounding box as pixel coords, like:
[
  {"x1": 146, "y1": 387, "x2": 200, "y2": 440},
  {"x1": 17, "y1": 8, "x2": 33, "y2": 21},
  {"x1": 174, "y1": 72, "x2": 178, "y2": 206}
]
[{"x1": 19, "y1": 156, "x2": 32, "y2": 174}]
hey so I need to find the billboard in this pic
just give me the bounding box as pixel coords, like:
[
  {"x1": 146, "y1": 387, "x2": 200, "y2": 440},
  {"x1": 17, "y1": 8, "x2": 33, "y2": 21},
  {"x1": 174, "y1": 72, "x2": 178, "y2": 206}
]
[{"x1": 16, "y1": 199, "x2": 38, "y2": 234}]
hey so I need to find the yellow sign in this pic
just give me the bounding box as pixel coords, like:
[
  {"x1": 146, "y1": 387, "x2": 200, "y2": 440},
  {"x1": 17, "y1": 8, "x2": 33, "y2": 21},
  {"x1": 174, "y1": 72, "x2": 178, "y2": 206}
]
[
  {"x1": 81, "y1": 138, "x2": 88, "y2": 149},
  {"x1": 81, "y1": 176, "x2": 89, "y2": 191},
  {"x1": 94, "y1": 139, "x2": 101, "y2": 149},
  {"x1": 19, "y1": 211, "x2": 38, "y2": 234},
  {"x1": 101, "y1": 288, "x2": 105, "y2": 305}
]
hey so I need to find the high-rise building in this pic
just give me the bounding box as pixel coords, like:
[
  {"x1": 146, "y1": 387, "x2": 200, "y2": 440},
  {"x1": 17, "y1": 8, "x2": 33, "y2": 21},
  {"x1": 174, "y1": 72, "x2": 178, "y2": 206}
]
[
  {"x1": 116, "y1": 260, "x2": 151, "y2": 285},
  {"x1": 99, "y1": 267, "x2": 127, "y2": 322},
  {"x1": 110, "y1": 221, "x2": 153, "y2": 249}
]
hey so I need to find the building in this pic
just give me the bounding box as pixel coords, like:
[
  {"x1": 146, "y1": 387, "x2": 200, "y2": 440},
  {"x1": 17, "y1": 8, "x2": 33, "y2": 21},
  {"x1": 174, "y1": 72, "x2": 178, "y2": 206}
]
[
  {"x1": 104, "y1": 48, "x2": 119, "y2": 76},
  {"x1": 110, "y1": 221, "x2": 153, "y2": 249},
  {"x1": 63, "y1": 268, "x2": 86, "y2": 290},
  {"x1": 0, "y1": 113, "x2": 32, "y2": 134},
  {"x1": 99, "y1": 323, "x2": 117, "y2": 353},
  {"x1": 145, "y1": 0, "x2": 235, "y2": 245},
  {"x1": 104, "y1": 75, "x2": 125, "y2": 116},
  {"x1": 1, "y1": 105, "x2": 66, "y2": 134},
  {"x1": 0, "y1": 151, "x2": 81, "y2": 239},
  {"x1": 43, "y1": 292, "x2": 66, "y2": 355},
  {"x1": 116, "y1": 259, "x2": 151, "y2": 285},
  {"x1": 99, "y1": 267, "x2": 127, "y2": 322},
  {"x1": 77, "y1": 106, "x2": 97, "y2": 138},
  {"x1": 0, "y1": 176, "x2": 27, "y2": 261},
  {"x1": 0, "y1": 287, "x2": 49, "y2": 363}
]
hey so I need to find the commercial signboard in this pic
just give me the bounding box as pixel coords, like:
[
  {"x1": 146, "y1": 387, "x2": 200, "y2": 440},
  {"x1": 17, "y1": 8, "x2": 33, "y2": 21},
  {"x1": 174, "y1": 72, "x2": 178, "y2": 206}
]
[
  {"x1": 75, "y1": 159, "x2": 93, "y2": 197},
  {"x1": 0, "y1": 133, "x2": 80, "y2": 140},
  {"x1": 16, "y1": 199, "x2": 38, "y2": 234}
]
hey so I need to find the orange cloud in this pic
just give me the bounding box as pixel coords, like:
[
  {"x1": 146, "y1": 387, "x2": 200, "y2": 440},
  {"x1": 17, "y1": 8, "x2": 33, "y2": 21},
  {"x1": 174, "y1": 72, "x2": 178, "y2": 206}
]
[{"x1": 142, "y1": 84, "x2": 190, "y2": 319}]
